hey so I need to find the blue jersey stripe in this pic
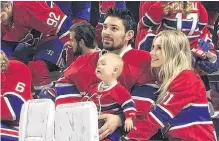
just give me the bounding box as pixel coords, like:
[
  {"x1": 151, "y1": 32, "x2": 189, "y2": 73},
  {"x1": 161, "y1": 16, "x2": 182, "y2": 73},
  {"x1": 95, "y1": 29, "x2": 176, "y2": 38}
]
[
  {"x1": 170, "y1": 106, "x2": 212, "y2": 127},
  {"x1": 56, "y1": 85, "x2": 80, "y2": 97},
  {"x1": 122, "y1": 101, "x2": 136, "y2": 110},
  {"x1": 151, "y1": 105, "x2": 173, "y2": 125},
  {"x1": 131, "y1": 85, "x2": 158, "y2": 101},
  {"x1": 163, "y1": 19, "x2": 198, "y2": 30},
  {"x1": 101, "y1": 103, "x2": 121, "y2": 111},
  {"x1": 142, "y1": 16, "x2": 158, "y2": 27},
  {"x1": 57, "y1": 17, "x2": 72, "y2": 38},
  {"x1": 6, "y1": 94, "x2": 24, "y2": 120}
]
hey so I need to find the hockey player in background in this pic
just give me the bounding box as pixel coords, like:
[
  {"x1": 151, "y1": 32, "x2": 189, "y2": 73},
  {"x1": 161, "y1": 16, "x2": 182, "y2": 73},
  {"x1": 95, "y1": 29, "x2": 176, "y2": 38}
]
[
  {"x1": 123, "y1": 30, "x2": 216, "y2": 141},
  {"x1": 1, "y1": 1, "x2": 73, "y2": 96},
  {"x1": 95, "y1": 1, "x2": 126, "y2": 47},
  {"x1": 0, "y1": 50, "x2": 33, "y2": 141},
  {"x1": 137, "y1": 1, "x2": 216, "y2": 58},
  {"x1": 63, "y1": 22, "x2": 98, "y2": 66},
  {"x1": 54, "y1": 1, "x2": 91, "y2": 23},
  {"x1": 39, "y1": 22, "x2": 98, "y2": 100},
  {"x1": 54, "y1": 1, "x2": 92, "y2": 67}
]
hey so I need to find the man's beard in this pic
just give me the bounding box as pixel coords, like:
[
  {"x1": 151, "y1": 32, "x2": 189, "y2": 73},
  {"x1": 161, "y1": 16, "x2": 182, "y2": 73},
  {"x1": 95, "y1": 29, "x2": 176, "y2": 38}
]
[
  {"x1": 102, "y1": 43, "x2": 124, "y2": 52},
  {"x1": 74, "y1": 43, "x2": 83, "y2": 56}
]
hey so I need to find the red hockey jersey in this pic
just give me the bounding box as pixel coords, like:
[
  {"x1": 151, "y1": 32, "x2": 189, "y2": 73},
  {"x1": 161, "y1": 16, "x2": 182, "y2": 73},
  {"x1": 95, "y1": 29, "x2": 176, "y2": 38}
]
[
  {"x1": 126, "y1": 70, "x2": 216, "y2": 141},
  {"x1": 1, "y1": 60, "x2": 33, "y2": 121},
  {"x1": 85, "y1": 81, "x2": 136, "y2": 119},
  {"x1": 138, "y1": 2, "x2": 210, "y2": 59}
]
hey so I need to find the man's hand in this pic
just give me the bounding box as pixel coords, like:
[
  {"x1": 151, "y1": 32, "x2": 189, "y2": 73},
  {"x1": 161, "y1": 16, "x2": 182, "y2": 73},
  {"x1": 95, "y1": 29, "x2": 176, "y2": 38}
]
[
  {"x1": 197, "y1": 52, "x2": 219, "y2": 74},
  {"x1": 198, "y1": 38, "x2": 210, "y2": 52},
  {"x1": 98, "y1": 114, "x2": 122, "y2": 140}
]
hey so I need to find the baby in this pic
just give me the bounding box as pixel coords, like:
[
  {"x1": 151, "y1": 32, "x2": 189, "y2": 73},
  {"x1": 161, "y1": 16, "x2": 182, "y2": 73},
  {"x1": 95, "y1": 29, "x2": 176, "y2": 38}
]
[{"x1": 83, "y1": 53, "x2": 136, "y2": 140}]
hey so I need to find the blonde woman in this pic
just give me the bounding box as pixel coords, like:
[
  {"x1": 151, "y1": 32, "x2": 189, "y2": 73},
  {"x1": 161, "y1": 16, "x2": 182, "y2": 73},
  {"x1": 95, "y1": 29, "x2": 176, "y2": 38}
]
[
  {"x1": 1, "y1": 50, "x2": 33, "y2": 141},
  {"x1": 124, "y1": 30, "x2": 216, "y2": 141}
]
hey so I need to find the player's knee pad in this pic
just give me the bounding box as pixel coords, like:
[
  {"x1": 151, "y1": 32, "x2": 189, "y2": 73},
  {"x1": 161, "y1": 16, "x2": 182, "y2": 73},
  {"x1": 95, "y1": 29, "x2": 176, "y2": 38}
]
[
  {"x1": 55, "y1": 102, "x2": 99, "y2": 141},
  {"x1": 19, "y1": 99, "x2": 55, "y2": 141}
]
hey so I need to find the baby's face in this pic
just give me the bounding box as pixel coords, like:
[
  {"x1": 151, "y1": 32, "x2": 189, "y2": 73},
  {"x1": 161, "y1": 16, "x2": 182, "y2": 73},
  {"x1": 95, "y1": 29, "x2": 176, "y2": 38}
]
[{"x1": 96, "y1": 56, "x2": 115, "y2": 81}]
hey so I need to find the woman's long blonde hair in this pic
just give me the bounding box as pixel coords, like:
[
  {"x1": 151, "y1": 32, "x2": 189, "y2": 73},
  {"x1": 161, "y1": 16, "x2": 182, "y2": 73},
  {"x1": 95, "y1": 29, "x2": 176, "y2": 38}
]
[
  {"x1": 0, "y1": 50, "x2": 9, "y2": 72},
  {"x1": 152, "y1": 30, "x2": 192, "y2": 103}
]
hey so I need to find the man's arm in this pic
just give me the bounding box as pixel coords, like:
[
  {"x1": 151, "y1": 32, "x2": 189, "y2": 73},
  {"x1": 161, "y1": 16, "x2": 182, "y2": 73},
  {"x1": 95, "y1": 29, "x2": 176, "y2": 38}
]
[
  {"x1": 25, "y1": 1, "x2": 72, "y2": 45},
  {"x1": 55, "y1": 75, "x2": 82, "y2": 106}
]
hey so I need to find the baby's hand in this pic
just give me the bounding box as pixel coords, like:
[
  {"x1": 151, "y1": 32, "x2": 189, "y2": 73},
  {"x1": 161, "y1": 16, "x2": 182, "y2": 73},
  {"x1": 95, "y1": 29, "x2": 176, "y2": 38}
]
[{"x1": 124, "y1": 118, "x2": 134, "y2": 132}]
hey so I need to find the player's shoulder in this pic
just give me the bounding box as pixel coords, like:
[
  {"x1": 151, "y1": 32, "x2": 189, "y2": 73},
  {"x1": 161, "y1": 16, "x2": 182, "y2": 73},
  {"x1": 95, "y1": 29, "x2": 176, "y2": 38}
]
[
  {"x1": 124, "y1": 49, "x2": 151, "y2": 65},
  {"x1": 170, "y1": 70, "x2": 201, "y2": 91},
  {"x1": 77, "y1": 52, "x2": 99, "y2": 62},
  {"x1": 14, "y1": 1, "x2": 46, "y2": 10},
  {"x1": 64, "y1": 52, "x2": 99, "y2": 76},
  {"x1": 127, "y1": 49, "x2": 151, "y2": 60},
  {"x1": 8, "y1": 60, "x2": 30, "y2": 71},
  {"x1": 69, "y1": 52, "x2": 99, "y2": 68},
  {"x1": 114, "y1": 82, "x2": 129, "y2": 93},
  {"x1": 7, "y1": 60, "x2": 31, "y2": 75},
  {"x1": 176, "y1": 70, "x2": 200, "y2": 81},
  {"x1": 14, "y1": 1, "x2": 35, "y2": 8}
]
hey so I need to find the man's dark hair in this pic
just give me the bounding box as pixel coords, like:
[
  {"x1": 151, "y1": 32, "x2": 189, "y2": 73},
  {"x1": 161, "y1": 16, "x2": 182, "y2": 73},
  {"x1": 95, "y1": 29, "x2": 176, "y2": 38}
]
[
  {"x1": 69, "y1": 22, "x2": 95, "y2": 49},
  {"x1": 105, "y1": 7, "x2": 137, "y2": 45}
]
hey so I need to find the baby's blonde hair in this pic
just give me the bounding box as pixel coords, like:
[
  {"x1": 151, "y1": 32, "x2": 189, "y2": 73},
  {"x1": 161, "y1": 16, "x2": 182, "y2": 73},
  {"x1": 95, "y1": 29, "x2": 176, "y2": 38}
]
[
  {"x1": 152, "y1": 30, "x2": 192, "y2": 103},
  {"x1": 0, "y1": 50, "x2": 9, "y2": 72},
  {"x1": 101, "y1": 53, "x2": 124, "y2": 78}
]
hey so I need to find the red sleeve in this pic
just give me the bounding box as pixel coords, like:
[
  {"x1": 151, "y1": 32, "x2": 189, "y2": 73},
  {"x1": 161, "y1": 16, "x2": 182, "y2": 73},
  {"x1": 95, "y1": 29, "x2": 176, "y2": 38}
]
[
  {"x1": 55, "y1": 75, "x2": 82, "y2": 106},
  {"x1": 111, "y1": 84, "x2": 136, "y2": 118},
  {"x1": 198, "y1": 2, "x2": 208, "y2": 30},
  {"x1": 22, "y1": 2, "x2": 65, "y2": 34},
  {"x1": 136, "y1": 51, "x2": 155, "y2": 85},
  {"x1": 139, "y1": 2, "x2": 167, "y2": 28},
  {"x1": 21, "y1": 1, "x2": 71, "y2": 44},
  {"x1": 99, "y1": 1, "x2": 116, "y2": 14},
  {"x1": 139, "y1": 1, "x2": 155, "y2": 21},
  {"x1": 111, "y1": 85, "x2": 131, "y2": 105}
]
